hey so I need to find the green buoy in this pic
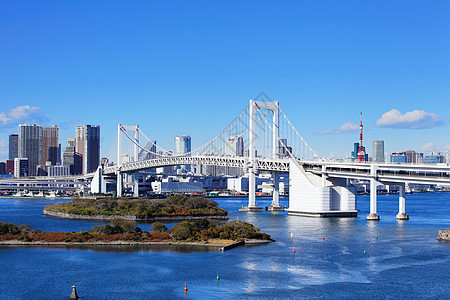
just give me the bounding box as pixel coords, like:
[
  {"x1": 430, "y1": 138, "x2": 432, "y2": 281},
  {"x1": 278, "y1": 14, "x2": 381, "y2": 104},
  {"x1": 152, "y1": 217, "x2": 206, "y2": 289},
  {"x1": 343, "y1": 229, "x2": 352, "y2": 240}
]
[
  {"x1": 364, "y1": 250, "x2": 366, "y2": 254},
  {"x1": 217, "y1": 272, "x2": 220, "y2": 281}
]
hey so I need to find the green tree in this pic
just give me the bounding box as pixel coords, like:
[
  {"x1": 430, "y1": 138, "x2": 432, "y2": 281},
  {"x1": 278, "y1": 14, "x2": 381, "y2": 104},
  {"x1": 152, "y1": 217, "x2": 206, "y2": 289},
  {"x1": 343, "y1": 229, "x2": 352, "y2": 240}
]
[{"x1": 152, "y1": 222, "x2": 168, "y2": 232}]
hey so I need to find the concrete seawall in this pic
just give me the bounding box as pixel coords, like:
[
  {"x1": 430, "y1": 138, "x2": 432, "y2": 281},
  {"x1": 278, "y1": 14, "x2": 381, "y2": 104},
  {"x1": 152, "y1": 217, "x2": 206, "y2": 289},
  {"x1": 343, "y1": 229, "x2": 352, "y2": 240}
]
[{"x1": 42, "y1": 209, "x2": 229, "y2": 222}]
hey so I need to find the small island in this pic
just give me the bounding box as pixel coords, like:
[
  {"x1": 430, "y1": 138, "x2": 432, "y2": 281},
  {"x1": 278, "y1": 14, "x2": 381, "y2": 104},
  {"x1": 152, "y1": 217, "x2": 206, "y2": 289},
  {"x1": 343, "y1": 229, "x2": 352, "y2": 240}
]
[
  {"x1": 43, "y1": 195, "x2": 229, "y2": 222},
  {"x1": 0, "y1": 218, "x2": 273, "y2": 250}
]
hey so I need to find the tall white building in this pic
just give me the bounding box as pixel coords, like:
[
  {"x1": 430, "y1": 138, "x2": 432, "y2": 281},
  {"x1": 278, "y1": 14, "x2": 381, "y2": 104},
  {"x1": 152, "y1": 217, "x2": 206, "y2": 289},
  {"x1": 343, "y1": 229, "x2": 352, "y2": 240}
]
[
  {"x1": 174, "y1": 136, "x2": 191, "y2": 172},
  {"x1": 225, "y1": 136, "x2": 244, "y2": 157},
  {"x1": 372, "y1": 140, "x2": 385, "y2": 162},
  {"x1": 225, "y1": 136, "x2": 244, "y2": 176}
]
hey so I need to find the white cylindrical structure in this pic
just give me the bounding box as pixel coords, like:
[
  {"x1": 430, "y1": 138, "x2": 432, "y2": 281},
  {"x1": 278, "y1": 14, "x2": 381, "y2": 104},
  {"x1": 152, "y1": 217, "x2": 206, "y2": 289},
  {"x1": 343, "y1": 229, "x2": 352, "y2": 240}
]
[
  {"x1": 272, "y1": 171, "x2": 279, "y2": 206},
  {"x1": 273, "y1": 102, "x2": 279, "y2": 159},
  {"x1": 248, "y1": 100, "x2": 256, "y2": 207},
  {"x1": 396, "y1": 182, "x2": 409, "y2": 220}
]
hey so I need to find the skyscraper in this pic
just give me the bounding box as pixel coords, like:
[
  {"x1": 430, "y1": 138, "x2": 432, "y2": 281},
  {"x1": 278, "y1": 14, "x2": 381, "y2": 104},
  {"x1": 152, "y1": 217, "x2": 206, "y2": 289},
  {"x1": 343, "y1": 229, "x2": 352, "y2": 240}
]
[
  {"x1": 372, "y1": 140, "x2": 385, "y2": 162},
  {"x1": 76, "y1": 125, "x2": 100, "y2": 174},
  {"x1": 138, "y1": 141, "x2": 157, "y2": 161},
  {"x1": 63, "y1": 138, "x2": 82, "y2": 175},
  {"x1": 225, "y1": 136, "x2": 244, "y2": 157},
  {"x1": 9, "y1": 134, "x2": 18, "y2": 160},
  {"x1": 174, "y1": 136, "x2": 191, "y2": 172},
  {"x1": 225, "y1": 136, "x2": 244, "y2": 176},
  {"x1": 18, "y1": 124, "x2": 42, "y2": 176},
  {"x1": 42, "y1": 125, "x2": 59, "y2": 166}
]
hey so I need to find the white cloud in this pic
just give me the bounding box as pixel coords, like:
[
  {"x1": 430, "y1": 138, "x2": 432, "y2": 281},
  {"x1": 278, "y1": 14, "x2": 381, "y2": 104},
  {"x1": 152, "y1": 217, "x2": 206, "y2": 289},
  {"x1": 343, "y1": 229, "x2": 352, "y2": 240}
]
[
  {"x1": 315, "y1": 122, "x2": 359, "y2": 135},
  {"x1": 376, "y1": 109, "x2": 443, "y2": 129},
  {"x1": 0, "y1": 105, "x2": 46, "y2": 128}
]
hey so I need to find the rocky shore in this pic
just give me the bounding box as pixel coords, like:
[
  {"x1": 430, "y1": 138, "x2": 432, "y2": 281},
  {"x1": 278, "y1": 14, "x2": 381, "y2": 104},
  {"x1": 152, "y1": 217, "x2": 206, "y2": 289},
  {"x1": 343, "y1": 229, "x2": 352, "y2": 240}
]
[
  {"x1": 438, "y1": 229, "x2": 450, "y2": 241},
  {"x1": 43, "y1": 209, "x2": 229, "y2": 222}
]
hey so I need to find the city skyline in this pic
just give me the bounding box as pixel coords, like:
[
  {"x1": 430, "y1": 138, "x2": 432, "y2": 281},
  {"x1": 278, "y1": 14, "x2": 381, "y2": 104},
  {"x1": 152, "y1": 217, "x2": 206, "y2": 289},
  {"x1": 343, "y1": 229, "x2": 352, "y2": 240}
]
[{"x1": 0, "y1": 1, "x2": 449, "y2": 162}]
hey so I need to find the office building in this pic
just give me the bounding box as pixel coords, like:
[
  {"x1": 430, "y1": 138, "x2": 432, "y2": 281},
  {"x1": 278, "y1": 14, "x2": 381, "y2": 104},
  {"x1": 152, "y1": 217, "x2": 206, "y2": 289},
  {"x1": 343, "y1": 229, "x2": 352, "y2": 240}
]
[
  {"x1": 278, "y1": 138, "x2": 292, "y2": 158},
  {"x1": 42, "y1": 125, "x2": 59, "y2": 166},
  {"x1": 174, "y1": 136, "x2": 191, "y2": 172},
  {"x1": 225, "y1": 136, "x2": 244, "y2": 157},
  {"x1": 390, "y1": 152, "x2": 407, "y2": 163},
  {"x1": 47, "y1": 165, "x2": 70, "y2": 177},
  {"x1": 6, "y1": 160, "x2": 14, "y2": 176},
  {"x1": 76, "y1": 125, "x2": 100, "y2": 174},
  {"x1": 372, "y1": 140, "x2": 385, "y2": 162},
  {"x1": 0, "y1": 162, "x2": 5, "y2": 175},
  {"x1": 351, "y1": 142, "x2": 359, "y2": 161},
  {"x1": 63, "y1": 138, "x2": 82, "y2": 175},
  {"x1": 18, "y1": 124, "x2": 42, "y2": 176},
  {"x1": 14, "y1": 157, "x2": 28, "y2": 178},
  {"x1": 424, "y1": 152, "x2": 445, "y2": 164},
  {"x1": 9, "y1": 134, "x2": 18, "y2": 160},
  {"x1": 138, "y1": 141, "x2": 157, "y2": 161}
]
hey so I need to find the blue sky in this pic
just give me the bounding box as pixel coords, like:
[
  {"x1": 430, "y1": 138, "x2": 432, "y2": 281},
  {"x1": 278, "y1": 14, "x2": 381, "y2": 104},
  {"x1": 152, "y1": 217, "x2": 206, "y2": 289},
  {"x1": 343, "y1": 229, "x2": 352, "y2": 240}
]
[{"x1": 1, "y1": 1, "x2": 449, "y2": 161}]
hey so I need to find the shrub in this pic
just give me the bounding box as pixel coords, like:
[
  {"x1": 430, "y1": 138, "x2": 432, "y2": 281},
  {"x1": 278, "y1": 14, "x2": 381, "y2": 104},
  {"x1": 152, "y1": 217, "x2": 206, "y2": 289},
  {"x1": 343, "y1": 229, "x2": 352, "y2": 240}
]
[{"x1": 152, "y1": 222, "x2": 168, "y2": 232}]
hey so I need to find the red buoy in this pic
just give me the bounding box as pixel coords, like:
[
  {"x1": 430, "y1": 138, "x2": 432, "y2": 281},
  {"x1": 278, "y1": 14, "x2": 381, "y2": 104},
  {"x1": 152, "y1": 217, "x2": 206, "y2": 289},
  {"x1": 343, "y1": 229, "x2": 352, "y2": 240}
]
[
  {"x1": 323, "y1": 235, "x2": 325, "y2": 241},
  {"x1": 293, "y1": 246, "x2": 296, "y2": 253},
  {"x1": 184, "y1": 282, "x2": 188, "y2": 294}
]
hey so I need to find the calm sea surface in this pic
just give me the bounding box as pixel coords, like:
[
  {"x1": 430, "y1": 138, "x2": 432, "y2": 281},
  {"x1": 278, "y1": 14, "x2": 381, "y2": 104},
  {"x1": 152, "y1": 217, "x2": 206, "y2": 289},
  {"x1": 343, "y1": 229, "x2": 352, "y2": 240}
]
[{"x1": 0, "y1": 193, "x2": 449, "y2": 299}]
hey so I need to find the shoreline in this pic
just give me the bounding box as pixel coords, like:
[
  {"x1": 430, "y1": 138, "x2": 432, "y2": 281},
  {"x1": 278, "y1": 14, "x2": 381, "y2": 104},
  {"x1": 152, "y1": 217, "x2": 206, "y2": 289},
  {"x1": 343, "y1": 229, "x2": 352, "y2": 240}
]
[
  {"x1": 0, "y1": 239, "x2": 272, "y2": 251},
  {"x1": 42, "y1": 209, "x2": 229, "y2": 222}
]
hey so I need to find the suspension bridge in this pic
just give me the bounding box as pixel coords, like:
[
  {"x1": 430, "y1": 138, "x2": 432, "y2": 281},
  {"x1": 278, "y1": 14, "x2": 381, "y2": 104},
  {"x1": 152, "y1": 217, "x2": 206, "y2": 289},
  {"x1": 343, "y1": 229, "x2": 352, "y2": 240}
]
[{"x1": 88, "y1": 99, "x2": 450, "y2": 221}]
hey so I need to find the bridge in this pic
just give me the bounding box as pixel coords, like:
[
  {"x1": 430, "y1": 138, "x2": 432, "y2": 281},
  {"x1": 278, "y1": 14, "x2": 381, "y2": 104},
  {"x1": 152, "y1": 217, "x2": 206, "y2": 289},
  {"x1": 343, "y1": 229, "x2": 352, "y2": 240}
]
[{"x1": 91, "y1": 99, "x2": 450, "y2": 221}]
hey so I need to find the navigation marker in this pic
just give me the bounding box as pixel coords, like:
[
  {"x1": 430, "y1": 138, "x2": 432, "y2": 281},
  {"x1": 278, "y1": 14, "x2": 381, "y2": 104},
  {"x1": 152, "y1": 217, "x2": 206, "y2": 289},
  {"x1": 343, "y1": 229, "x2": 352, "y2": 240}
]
[{"x1": 184, "y1": 282, "x2": 188, "y2": 294}]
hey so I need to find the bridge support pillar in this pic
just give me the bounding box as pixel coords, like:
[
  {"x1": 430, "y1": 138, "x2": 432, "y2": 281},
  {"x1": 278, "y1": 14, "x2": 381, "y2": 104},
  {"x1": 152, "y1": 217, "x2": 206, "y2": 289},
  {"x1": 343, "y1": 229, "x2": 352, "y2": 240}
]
[
  {"x1": 239, "y1": 168, "x2": 263, "y2": 212},
  {"x1": 133, "y1": 173, "x2": 139, "y2": 197},
  {"x1": 117, "y1": 172, "x2": 123, "y2": 198},
  {"x1": 266, "y1": 171, "x2": 285, "y2": 211},
  {"x1": 367, "y1": 178, "x2": 380, "y2": 221},
  {"x1": 396, "y1": 183, "x2": 409, "y2": 220}
]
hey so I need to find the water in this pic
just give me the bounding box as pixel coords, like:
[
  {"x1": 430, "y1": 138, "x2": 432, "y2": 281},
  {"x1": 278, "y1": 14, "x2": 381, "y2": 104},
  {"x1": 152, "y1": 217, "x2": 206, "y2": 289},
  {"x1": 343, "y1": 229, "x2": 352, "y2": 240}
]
[{"x1": 0, "y1": 194, "x2": 449, "y2": 299}]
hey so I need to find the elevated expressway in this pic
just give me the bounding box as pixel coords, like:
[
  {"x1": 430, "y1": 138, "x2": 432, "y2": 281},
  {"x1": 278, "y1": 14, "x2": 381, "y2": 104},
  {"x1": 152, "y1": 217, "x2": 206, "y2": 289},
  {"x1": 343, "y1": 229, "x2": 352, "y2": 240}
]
[{"x1": 101, "y1": 156, "x2": 450, "y2": 220}]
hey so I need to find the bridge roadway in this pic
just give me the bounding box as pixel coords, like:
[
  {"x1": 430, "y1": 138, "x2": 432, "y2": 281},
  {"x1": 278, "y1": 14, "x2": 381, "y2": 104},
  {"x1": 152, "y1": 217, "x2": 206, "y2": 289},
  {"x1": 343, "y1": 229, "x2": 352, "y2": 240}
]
[{"x1": 103, "y1": 155, "x2": 450, "y2": 186}]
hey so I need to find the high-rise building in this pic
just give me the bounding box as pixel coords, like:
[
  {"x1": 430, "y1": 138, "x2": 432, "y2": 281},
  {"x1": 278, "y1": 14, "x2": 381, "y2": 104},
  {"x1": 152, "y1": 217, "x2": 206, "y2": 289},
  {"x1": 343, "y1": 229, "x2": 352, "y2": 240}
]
[
  {"x1": 225, "y1": 136, "x2": 244, "y2": 176},
  {"x1": 9, "y1": 134, "x2": 18, "y2": 160},
  {"x1": 18, "y1": 124, "x2": 42, "y2": 176},
  {"x1": 14, "y1": 157, "x2": 28, "y2": 178},
  {"x1": 174, "y1": 136, "x2": 191, "y2": 172},
  {"x1": 174, "y1": 136, "x2": 191, "y2": 155},
  {"x1": 225, "y1": 136, "x2": 244, "y2": 157},
  {"x1": 351, "y1": 142, "x2": 359, "y2": 161},
  {"x1": 372, "y1": 140, "x2": 385, "y2": 162},
  {"x1": 6, "y1": 160, "x2": 14, "y2": 176},
  {"x1": 76, "y1": 125, "x2": 100, "y2": 174},
  {"x1": 278, "y1": 138, "x2": 292, "y2": 158},
  {"x1": 0, "y1": 162, "x2": 6, "y2": 175},
  {"x1": 63, "y1": 138, "x2": 82, "y2": 175},
  {"x1": 138, "y1": 141, "x2": 157, "y2": 161},
  {"x1": 42, "y1": 125, "x2": 59, "y2": 166}
]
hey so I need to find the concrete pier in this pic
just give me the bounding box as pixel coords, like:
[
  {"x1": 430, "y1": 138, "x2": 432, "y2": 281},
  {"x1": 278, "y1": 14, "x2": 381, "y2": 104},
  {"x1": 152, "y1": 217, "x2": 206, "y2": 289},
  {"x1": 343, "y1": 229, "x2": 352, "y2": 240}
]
[
  {"x1": 396, "y1": 183, "x2": 409, "y2": 220},
  {"x1": 367, "y1": 169, "x2": 380, "y2": 221}
]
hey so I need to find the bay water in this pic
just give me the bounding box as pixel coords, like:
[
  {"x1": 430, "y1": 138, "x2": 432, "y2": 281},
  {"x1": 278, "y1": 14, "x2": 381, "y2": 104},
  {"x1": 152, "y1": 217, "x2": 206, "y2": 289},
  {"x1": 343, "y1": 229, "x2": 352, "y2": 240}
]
[{"x1": 0, "y1": 193, "x2": 449, "y2": 299}]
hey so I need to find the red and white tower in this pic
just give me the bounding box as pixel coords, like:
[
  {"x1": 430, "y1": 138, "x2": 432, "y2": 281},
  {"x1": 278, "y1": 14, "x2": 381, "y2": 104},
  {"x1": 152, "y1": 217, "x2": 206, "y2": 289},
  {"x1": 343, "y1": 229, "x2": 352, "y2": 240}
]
[{"x1": 357, "y1": 112, "x2": 366, "y2": 162}]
